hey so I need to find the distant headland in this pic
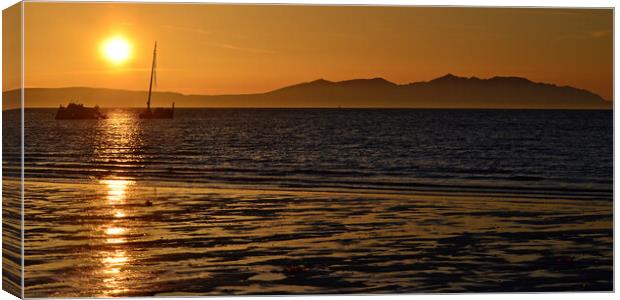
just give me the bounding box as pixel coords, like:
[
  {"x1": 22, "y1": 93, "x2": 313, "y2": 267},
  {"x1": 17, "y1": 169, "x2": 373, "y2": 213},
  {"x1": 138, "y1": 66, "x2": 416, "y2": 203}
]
[{"x1": 3, "y1": 74, "x2": 612, "y2": 110}]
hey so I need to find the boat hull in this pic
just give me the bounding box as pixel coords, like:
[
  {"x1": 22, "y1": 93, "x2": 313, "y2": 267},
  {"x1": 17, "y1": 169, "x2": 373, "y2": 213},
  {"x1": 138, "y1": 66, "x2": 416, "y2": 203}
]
[
  {"x1": 139, "y1": 108, "x2": 173, "y2": 119},
  {"x1": 55, "y1": 104, "x2": 107, "y2": 120}
]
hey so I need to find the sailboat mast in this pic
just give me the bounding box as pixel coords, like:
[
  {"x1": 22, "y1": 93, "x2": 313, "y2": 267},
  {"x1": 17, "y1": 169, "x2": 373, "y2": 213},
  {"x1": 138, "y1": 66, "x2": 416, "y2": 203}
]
[{"x1": 147, "y1": 42, "x2": 157, "y2": 111}]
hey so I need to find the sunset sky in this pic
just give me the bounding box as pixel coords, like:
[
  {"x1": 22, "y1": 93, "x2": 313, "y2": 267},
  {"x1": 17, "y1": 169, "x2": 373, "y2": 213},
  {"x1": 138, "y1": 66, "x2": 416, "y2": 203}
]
[{"x1": 8, "y1": 3, "x2": 614, "y2": 100}]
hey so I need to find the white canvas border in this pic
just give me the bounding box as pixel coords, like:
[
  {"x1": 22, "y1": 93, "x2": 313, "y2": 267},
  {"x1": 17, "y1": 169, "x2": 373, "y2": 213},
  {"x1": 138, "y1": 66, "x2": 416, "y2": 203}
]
[{"x1": 0, "y1": 0, "x2": 616, "y2": 299}]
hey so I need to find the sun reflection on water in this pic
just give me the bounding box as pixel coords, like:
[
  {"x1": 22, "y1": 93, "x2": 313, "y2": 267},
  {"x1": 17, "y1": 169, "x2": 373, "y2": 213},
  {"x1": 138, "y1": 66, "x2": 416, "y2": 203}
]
[
  {"x1": 94, "y1": 108, "x2": 145, "y2": 166},
  {"x1": 99, "y1": 249, "x2": 130, "y2": 296},
  {"x1": 106, "y1": 237, "x2": 127, "y2": 244},
  {"x1": 105, "y1": 226, "x2": 126, "y2": 236},
  {"x1": 91, "y1": 110, "x2": 144, "y2": 296},
  {"x1": 102, "y1": 250, "x2": 129, "y2": 265},
  {"x1": 97, "y1": 178, "x2": 135, "y2": 296},
  {"x1": 100, "y1": 179, "x2": 134, "y2": 203}
]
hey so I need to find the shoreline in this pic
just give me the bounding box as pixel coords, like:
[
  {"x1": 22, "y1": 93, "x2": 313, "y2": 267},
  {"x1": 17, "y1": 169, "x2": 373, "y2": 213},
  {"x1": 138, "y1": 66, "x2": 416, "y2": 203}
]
[{"x1": 11, "y1": 176, "x2": 613, "y2": 203}]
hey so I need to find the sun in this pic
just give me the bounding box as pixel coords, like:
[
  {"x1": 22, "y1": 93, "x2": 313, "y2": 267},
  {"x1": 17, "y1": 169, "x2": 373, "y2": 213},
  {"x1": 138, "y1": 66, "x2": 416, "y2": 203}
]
[{"x1": 102, "y1": 37, "x2": 132, "y2": 65}]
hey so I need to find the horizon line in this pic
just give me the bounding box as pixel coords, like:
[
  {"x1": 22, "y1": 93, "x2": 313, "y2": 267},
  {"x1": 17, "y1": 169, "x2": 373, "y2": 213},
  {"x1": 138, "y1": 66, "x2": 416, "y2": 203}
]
[{"x1": 3, "y1": 73, "x2": 611, "y2": 101}]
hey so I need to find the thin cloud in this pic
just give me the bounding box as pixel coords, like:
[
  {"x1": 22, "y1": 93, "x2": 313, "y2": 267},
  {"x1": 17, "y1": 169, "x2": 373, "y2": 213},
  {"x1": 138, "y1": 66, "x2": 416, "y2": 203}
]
[
  {"x1": 204, "y1": 41, "x2": 276, "y2": 55},
  {"x1": 33, "y1": 68, "x2": 179, "y2": 76},
  {"x1": 161, "y1": 25, "x2": 211, "y2": 36},
  {"x1": 161, "y1": 24, "x2": 273, "y2": 54}
]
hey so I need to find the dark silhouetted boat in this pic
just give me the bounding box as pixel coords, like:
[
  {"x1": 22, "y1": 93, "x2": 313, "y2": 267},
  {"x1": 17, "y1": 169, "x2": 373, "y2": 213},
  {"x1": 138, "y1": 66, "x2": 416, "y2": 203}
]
[
  {"x1": 139, "y1": 42, "x2": 174, "y2": 119},
  {"x1": 55, "y1": 103, "x2": 107, "y2": 120}
]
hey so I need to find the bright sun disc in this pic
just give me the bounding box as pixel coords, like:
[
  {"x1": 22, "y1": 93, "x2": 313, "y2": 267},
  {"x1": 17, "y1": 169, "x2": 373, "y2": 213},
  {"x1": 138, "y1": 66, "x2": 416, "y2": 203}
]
[{"x1": 102, "y1": 37, "x2": 131, "y2": 64}]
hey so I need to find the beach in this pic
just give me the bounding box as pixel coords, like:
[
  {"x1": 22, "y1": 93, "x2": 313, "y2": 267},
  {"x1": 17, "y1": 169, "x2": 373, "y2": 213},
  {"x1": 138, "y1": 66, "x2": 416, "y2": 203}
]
[{"x1": 22, "y1": 179, "x2": 612, "y2": 296}]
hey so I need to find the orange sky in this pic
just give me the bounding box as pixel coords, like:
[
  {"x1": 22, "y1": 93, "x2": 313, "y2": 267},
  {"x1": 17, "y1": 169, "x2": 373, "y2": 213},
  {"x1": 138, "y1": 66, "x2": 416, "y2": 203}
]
[{"x1": 11, "y1": 3, "x2": 614, "y2": 100}]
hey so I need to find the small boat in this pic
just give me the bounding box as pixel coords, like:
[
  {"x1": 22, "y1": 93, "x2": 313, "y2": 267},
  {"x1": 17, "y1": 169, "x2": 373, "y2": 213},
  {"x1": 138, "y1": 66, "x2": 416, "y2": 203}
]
[
  {"x1": 55, "y1": 103, "x2": 107, "y2": 120},
  {"x1": 139, "y1": 42, "x2": 174, "y2": 119}
]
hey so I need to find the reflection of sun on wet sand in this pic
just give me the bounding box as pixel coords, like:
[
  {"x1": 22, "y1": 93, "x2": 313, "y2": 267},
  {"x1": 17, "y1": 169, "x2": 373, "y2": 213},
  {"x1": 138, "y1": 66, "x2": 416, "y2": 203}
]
[
  {"x1": 22, "y1": 179, "x2": 612, "y2": 296},
  {"x1": 100, "y1": 249, "x2": 130, "y2": 296},
  {"x1": 98, "y1": 178, "x2": 133, "y2": 297},
  {"x1": 101, "y1": 179, "x2": 133, "y2": 202}
]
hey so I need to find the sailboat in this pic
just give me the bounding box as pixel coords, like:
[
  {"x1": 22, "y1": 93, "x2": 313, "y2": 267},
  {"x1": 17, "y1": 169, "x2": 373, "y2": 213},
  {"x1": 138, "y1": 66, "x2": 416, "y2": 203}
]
[{"x1": 139, "y1": 42, "x2": 174, "y2": 119}]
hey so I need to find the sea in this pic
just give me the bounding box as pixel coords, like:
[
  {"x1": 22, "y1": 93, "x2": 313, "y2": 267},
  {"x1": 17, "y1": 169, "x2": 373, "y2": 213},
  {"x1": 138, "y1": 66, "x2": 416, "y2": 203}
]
[{"x1": 2, "y1": 108, "x2": 613, "y2": 296}]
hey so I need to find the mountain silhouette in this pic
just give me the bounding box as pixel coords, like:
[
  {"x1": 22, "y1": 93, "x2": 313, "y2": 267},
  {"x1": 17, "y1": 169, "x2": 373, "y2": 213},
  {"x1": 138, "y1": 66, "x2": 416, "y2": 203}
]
[{"x1": 3, "y1": 74, "x2": 611, "y2": 109}]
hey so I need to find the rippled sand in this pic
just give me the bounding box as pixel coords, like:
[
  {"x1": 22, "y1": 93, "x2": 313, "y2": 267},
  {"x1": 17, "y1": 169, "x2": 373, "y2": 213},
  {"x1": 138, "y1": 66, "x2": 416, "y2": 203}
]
[
  {"x1": 3, "y1": 179, "x2": 22, "y2": 297},
  {"x1": 22, "y1": 178, "x2": 612, "y2": 297}
]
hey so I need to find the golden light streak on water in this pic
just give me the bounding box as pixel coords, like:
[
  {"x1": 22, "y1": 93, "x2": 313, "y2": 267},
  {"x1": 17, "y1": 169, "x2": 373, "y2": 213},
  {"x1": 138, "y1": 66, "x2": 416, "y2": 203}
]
[
  {"x1": 98, "y1": 177, "x2": 135, "y2": 296},
  {"x1": 100, "y1": 179, "x2": 134, "y2": 203},
  {"x1": 99, "y1": 250, "x2": 130, "y2": 297},
  {"x1": 105, "y1": 226, "x2": 126, "y2": 236}
]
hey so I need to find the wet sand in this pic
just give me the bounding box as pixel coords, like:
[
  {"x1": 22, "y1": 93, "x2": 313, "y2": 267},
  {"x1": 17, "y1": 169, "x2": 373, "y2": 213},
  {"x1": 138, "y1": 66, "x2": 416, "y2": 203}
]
[
  {"x1": 3, "y1": 179, "x2": 22, "y2": 297},
  {"x1": 22, "y1": 178, "x2": 612, "y2": 297}
]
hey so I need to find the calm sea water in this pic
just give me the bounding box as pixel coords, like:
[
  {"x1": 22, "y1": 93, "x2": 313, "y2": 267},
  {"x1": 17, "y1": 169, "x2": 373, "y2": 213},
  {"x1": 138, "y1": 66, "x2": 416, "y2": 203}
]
[
  {"x1": 8, "y1": 108, "x2": 615, "y2": 196},
  {"x1": 2, "y1": 108, "x2": 613, "y2": 296}
]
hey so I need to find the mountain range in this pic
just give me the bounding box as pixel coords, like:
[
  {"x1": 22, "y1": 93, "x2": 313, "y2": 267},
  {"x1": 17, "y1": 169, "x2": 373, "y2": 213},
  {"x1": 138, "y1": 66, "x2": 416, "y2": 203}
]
[{"x1": 2, "y1": 74, "x2": 611, "y2": 109}]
